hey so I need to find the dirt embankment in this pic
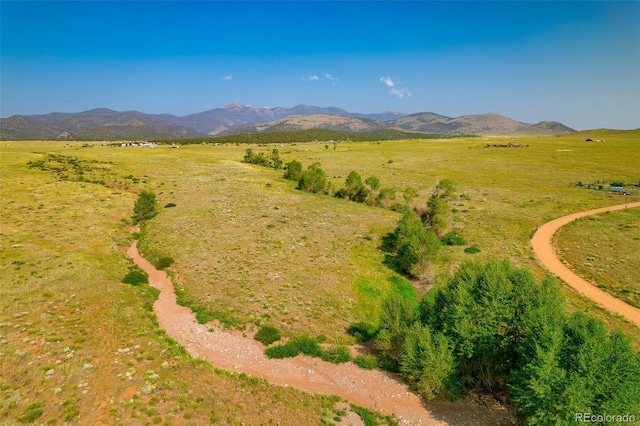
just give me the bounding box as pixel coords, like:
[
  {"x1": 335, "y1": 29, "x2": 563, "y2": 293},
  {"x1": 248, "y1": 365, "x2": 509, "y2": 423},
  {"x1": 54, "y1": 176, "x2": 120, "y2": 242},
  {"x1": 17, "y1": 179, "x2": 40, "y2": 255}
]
[
  {"x1": 530, "y1": 202, "x2": 640, "y2": 327},
  {"x1": 126, "y1": 241, "x2": 513, "y2": 425}
]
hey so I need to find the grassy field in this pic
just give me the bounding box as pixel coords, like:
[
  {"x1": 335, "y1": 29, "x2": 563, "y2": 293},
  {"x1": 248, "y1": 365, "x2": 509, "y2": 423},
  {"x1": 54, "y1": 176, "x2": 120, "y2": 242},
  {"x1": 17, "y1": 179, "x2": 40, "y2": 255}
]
[
  {"x1": 1, "y1": 130, "x2": 638, "y2": 422},
  {"x1": 0, "y1": 142, "x2": 356, "y2": 424},
  {"x1": 555, "y1": 207, "x2": 640, "y2": 308}
]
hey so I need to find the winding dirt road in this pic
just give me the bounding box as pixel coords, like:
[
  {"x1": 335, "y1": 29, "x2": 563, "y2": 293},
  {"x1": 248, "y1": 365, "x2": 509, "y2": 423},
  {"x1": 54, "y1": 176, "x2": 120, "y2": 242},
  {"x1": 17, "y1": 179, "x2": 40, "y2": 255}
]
[
  {"x1": 126, "y1": 241, "x2": 512, "y2": 425},
  {"x1": 531, "y1": 201, "x2": 640, "y2": 327}
]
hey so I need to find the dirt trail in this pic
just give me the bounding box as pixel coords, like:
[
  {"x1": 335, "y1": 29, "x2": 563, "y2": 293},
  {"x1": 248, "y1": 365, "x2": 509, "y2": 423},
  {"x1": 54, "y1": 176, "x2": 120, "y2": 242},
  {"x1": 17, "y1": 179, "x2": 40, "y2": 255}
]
[
  {"x1": 126, "y1": 241, "x2": 512, "y2": 425},
  {"x1": 531, "y1": 201, "x2": 640, "y2": 327}
]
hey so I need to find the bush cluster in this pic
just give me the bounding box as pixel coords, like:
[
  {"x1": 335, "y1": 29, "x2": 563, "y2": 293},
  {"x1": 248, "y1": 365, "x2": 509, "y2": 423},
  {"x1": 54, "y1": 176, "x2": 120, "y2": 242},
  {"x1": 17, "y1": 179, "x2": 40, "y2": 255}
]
[
  {"x1": 334, "y1": 170, "x2": 396, "y2": 208},
  {"x1": 243, "y1": 148, "x2": 283, "y2": 169},
  {"x1": 265, "y1": 335, "x2": 351, "y2": 364},
  {"x1": 375, "y1": 260, "x2": 640, "y2": 423}
]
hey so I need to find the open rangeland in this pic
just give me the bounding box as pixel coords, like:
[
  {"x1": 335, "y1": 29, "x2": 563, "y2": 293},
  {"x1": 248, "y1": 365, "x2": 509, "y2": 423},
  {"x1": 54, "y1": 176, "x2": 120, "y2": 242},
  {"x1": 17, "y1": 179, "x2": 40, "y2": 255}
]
[
  {"x1": 554, "y1": 206, "x2": 640, "y2": 309},
  {"x1": 1, "y1": 130, "x2": 638, "y2": 424}
]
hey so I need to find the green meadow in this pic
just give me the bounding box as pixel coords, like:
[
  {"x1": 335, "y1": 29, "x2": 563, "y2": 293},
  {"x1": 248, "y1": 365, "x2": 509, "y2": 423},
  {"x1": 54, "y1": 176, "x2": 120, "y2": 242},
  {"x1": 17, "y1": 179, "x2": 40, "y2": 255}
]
[{"x1": 1, "y1": 130, "x2": 638, "y2": 423}]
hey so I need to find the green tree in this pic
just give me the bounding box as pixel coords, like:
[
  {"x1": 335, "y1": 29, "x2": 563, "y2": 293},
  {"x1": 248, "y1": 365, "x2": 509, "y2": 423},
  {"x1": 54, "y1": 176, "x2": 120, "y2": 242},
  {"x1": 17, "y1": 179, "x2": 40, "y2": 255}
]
[
  {"x1": 400, "y1": 324, "x2": 459, "y2": 400},
  {"x1": 376, "y1": 294, "x2": 420, "y2": 371},
  {"x1": 243, "y1": 148, "x2": 255, "y2": 164},
  {"x1": 396, "y1": 231, "x2": 441, "y2": 277},
  {"x1": 336, "y1": 171, "x2": 367, "y2": 201},
  {"x1": 243, "y1": 148, "x2": 269, "y2": 166},
  {"x1": 283, "y1": 160, "x2": 303, "y2": 181},
  {"x1": 133, "y1": 190, "x2": 158, "y2": 224},
  {"x1": 508, "y1": 331, "x2": 569, "y2": 425},
  {"x1": 297, "y1": 162, "x2": 327, "y2": 193},
  {"x1": 270, "y1": 148, "x2": 283, "y2": 169},
  {"x1": 386, "y1": 209, "x2": 440, "y2": 276}
]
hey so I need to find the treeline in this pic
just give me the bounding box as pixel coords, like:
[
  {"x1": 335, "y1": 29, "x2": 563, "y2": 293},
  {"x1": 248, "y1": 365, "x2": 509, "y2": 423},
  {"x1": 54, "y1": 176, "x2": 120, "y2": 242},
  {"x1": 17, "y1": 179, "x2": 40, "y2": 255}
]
[
  {"x1": 166, "y1": 129, "x2": 450, "y2": 145},
  {"x1": 243, "y1": 148, "x2": 468, "y2": 279},
  {"x1": 374, "y1": 260, "x2": 640, "y2": 424}
]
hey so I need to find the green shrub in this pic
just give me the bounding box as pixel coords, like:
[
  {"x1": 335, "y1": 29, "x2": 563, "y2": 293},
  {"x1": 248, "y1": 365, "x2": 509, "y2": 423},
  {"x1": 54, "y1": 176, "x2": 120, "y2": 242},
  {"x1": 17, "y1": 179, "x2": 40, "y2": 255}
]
[
  {"x1": 297, "y1": 163, "x2": 327, "y2": 193},
  {"x1": 254, "y1": 325, "x2": 282, "y2": 345},
  {"x1": 464, "y1": 246, "x2": 481, "y2": 254},
  {"x1": 353, "y1": 354, "x2": 378, "y2": 370},
  {"x1": 294, "y1": 335, "x2": 323, "y2": 357},
  {"x1": 122, "y1": 267, "x2": 148, "y2": 286},
  {"x1": 350, "y1": 404, "x2": 396, "y2": 426},
  {"x1": 265, "y1": 342, "x2": 301, "y2": 359},
  {"x1": 441, "y1": 232, "x2": 466, "y2": 246},
  {"x1": 347, "y1": 322, "x2": 378, "y2": 343},
  {"x1": 17, "y1": 402, "x2": 43, "y2": 423},
  {"x1": 153, "y1": 256, "x2": 174, "y2": 270},
  {"x1": 164, "y1": 202, "x2": 177, "y2": 208},
  {"x1": 61, "y1": 397, "x2": 81, "y2": 421},
  {"x1": 320, "y1": 346, "x2": 351, "y2": 364},
  {"x1": 264, "y1": 335, "x2": 323, "y2": 359},
  {"x1": 283, "y1": 160, "x2": 303, "y2": 181},
  {"x1": 133, "y1": 190, "x2": 158, "y2": 224}
]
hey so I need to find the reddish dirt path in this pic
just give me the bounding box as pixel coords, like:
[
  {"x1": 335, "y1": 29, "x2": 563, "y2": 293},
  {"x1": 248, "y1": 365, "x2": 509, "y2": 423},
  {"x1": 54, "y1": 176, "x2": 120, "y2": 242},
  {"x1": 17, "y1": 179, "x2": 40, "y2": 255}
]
[
  {"x1": 531, "y1": 201, "x2": 640, "y2": 327},
  {"x1": 127, "y1": 241, "x2": 513, "y2": 425}
]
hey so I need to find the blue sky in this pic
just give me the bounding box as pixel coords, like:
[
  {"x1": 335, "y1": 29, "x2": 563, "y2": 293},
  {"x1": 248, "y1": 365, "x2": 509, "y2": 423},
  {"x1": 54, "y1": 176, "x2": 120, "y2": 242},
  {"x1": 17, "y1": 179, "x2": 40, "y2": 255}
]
[{"x1": 1, "y1": 1, "x2": 639, "y2": 130}]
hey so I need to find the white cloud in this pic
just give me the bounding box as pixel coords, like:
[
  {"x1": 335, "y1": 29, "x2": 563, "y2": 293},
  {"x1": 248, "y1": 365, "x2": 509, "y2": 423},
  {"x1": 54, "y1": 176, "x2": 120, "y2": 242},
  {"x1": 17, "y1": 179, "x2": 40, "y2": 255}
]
[
  {"x1": 379, "y1": 76, "x2": 395, "y2": 87},
  {"x1": 379, "y1": 76, "x2": 410, "y2": 98},
  {"x1": 223, "y1": 75, "x2": 232, "y2": 81},
  {"x1": 324, "y1": 73, "x2": 338, "y2": 85},
  {"x1": 304, "y1": 74, "x2": 338, "y2": 85}
]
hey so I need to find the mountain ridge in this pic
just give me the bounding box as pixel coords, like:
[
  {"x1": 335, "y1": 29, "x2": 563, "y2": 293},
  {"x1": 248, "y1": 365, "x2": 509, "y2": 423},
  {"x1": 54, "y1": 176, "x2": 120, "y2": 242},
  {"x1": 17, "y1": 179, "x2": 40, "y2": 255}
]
[{"x1": 0, "y1": 104, "x2": 576, "y2": 140}]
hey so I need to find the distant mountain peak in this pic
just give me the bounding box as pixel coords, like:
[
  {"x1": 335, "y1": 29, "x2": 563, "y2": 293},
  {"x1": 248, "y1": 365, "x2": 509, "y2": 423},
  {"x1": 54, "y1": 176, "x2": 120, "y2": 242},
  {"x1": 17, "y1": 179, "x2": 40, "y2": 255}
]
[{"x1": 223, "y1": 102, "x2": 242, "y2": 110}]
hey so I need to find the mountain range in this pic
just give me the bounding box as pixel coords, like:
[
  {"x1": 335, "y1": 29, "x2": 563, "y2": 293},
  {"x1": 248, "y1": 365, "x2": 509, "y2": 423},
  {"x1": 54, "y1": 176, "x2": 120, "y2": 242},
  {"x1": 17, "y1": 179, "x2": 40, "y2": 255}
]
[{"x1": 0, "y1": 103, "x2": 576, "y2": 140}]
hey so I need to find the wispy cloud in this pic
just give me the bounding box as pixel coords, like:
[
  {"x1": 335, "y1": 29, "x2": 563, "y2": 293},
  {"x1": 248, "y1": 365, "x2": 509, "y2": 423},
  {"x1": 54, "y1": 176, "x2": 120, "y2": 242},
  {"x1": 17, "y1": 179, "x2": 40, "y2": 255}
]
[
  {"x1": 379, "y1": 76, "x2": 411, "y2": 98},
  {"x1": 303, "y1": 74, "x2": 338, "y2": 85},
  {"x1": 324, "y1": 73, "x2": 338, "y2": 85},
  {"x1": 390, "y1": 87, "x2": 411, "y2": 98},
  {"x1": 223, "y1": 75, "x2": 232, "y2": 81}
]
